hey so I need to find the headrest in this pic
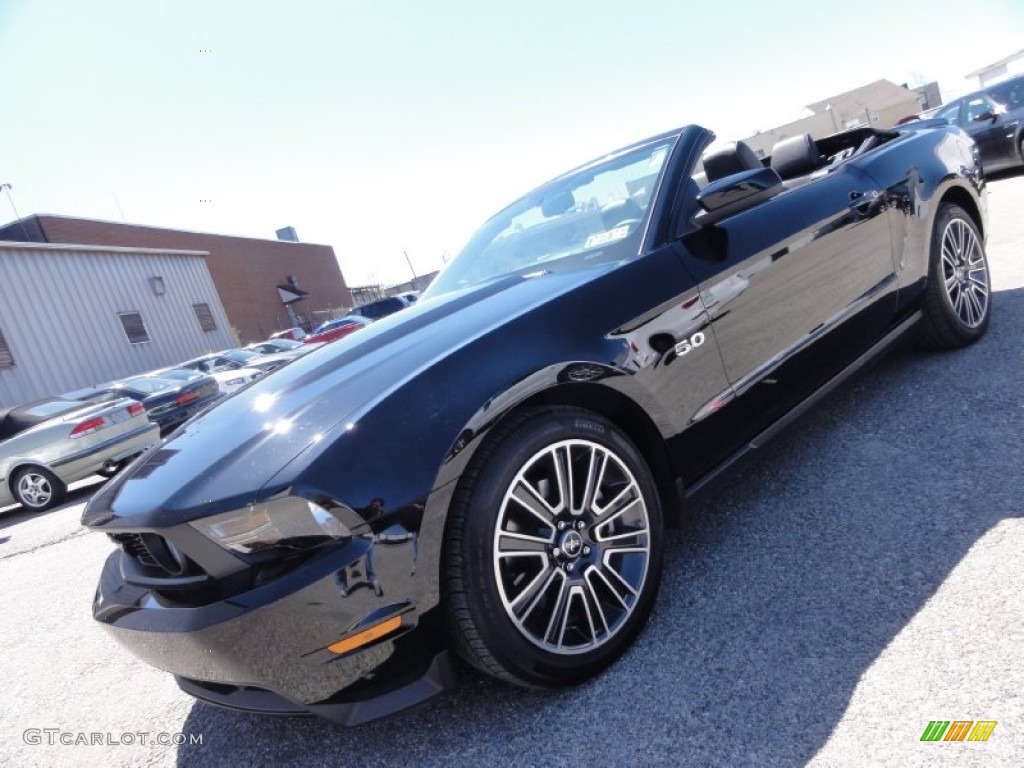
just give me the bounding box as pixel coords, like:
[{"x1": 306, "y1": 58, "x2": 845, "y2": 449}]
[
  {"x1": 702, "y1": 141, "x2": 762, "y2": 182},
  {"x1": 600, "y1": 197, "x2": 643, "y2": 228},
  {"x1": 770, "y1": 134, "x2": 823, "y2": 179}
]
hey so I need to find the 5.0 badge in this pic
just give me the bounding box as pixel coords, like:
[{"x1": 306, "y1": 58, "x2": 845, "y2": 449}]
[{"x1": 675, "y1": 331, "x2": 706, "y2": 356}]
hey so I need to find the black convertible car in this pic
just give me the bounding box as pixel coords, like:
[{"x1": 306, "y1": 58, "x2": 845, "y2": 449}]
[{"x1": 84, "y1": 119, "x2": 990, "y2": 725}]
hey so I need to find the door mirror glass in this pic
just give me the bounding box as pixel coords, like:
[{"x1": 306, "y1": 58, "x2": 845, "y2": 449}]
[{"x1": 692, "y1": 167, "x2": 783, "y2": 227}]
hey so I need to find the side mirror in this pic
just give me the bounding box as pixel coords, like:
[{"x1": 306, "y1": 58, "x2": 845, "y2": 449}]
[
  {"x1": 972, "y1": 110, "x2": 997, "y2": 123},
  {"x1": 693, "y1": 167, "x2": 783, "y2": 226}
]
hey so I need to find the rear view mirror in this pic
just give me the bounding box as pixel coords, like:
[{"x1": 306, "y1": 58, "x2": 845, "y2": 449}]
[{"x1": 541, "y1": 190, "x2": 575, "y2": 217}]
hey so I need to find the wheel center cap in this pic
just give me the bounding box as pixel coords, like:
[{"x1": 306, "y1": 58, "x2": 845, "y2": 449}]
[
  {"x1": 955, "y1": 266, "x2": 966, "y2": 281},
  {"x1": 559, "y1": 530, "x2": 584, "y2": 558}
]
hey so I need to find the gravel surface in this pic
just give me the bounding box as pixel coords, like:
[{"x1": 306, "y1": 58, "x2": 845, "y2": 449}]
[{"x1": 2, "y1": 173, "x2": 1022, "y2": 768}]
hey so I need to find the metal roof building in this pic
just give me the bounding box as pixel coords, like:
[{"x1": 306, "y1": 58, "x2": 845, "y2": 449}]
[
  {"x1": 0, "y1": 241, "x2": 236, "y2": 406},
  {"x1": 0, "y1": 215, "x2": 353, "y2": 343}
]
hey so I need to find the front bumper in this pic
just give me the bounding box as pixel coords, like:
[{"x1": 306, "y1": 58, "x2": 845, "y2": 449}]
[
  {"x1": 176, "y1": 651, "x2": 454, "y2": 726},
  {"x1": 92, "y1": 531, "x2": 452, "y2": 724}
]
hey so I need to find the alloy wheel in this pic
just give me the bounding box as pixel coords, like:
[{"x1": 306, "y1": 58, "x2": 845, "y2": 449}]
[
  {"x1": 492, "y1": 439, "x2": 651, "y2": 655},
  {"x1": 940, "y1": 217, "x2": 989, "y2": 328},
  {"x1": 17, "y1": 472, "x2": 53, "y2": 509}
]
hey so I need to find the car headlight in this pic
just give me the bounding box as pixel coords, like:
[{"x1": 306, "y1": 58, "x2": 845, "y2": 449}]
[{"x1": 190, "y1": 497, "x2": 354, "y2": 555}]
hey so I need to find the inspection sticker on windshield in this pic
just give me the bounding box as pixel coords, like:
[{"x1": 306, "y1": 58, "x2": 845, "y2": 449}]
[{"x1": 585, "y1": 225, "x2": 631, "y2": 249}]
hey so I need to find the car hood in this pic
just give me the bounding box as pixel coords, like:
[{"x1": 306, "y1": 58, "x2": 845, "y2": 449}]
[{"x1": 84, "y1": 263, "x2": 623, "y2": 529}]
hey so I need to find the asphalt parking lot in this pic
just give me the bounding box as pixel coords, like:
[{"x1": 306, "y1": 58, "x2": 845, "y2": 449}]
[{"x1": 2, "y1": 174, "x2": 1022, "y2": 768}]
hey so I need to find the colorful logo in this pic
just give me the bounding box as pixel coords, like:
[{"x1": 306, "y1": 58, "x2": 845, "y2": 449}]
[{"x1": 920, "y1": 721, "x2": 997, "y2": 742}]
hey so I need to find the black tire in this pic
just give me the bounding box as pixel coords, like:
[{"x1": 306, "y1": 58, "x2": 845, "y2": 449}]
[
  {"x1": 96, "y1": 462, "x2": 124, "y2": 479},
  {"x1": 444, "y1": 406, "x2": 664, "y2": 688},
  {"x1": 11, "y1": 466, "x2": 66, "y2": 512},
  {"x1": 916, "y1": 203, "x2": 991, "y2": 350}
]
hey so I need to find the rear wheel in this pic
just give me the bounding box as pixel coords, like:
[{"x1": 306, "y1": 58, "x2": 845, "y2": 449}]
[
  {"x1": 445, "y1": 407, "x2": 664, "y2": 688},
  {"x1": 917, "y1": 203, "x2": 991, "y2": 350},
  {"x1": 12, "y1": 466, "x2": 66, "y2": 512}
]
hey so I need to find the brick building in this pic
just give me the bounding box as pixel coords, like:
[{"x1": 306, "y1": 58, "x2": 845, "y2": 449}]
[{"x1": 0, "y1": 215, "x2": 353, "y2": 343}]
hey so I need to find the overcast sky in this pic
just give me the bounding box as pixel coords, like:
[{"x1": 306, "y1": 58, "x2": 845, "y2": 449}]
[{"x1": 2, "y1": 0, "x2": 1022, "y2": 287}]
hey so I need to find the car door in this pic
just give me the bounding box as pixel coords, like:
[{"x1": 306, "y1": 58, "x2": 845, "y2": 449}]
[
  {"x1": 961, "y1": 95, "x2": 1010, "y2": 169},
  {"x1": 676, "y1": 163, "x2": 898, "y2": 442}
]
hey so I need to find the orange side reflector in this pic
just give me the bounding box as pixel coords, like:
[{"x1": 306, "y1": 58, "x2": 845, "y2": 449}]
[{"x1": 327, "y1": 615, "x2": 403, "y2": 655}]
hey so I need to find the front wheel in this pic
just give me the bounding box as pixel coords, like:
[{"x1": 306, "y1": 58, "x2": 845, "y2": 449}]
[
  {"x1": 444, "y1": 407, "x2": 664, "y2": 688},
  {"x1": 917, "y1": 203, "x2": 991, "y2": 350}
]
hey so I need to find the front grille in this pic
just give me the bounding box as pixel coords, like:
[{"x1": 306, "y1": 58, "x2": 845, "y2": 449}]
[{"x1": 108, "y1": 532, "x2": 189, "y2": 577}]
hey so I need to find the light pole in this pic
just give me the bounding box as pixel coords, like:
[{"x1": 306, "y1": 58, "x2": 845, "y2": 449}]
[
  {"x1": 0, "y1": 183, "x2": 29, "y2": 241},
  {"x1": 403, "y1": 250, "x2": 418, "y2": 288}
]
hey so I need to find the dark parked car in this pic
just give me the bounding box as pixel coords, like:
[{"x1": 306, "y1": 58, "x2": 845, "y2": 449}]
[
  {"x1": 84, "y1": 119, "x2": 990, "y2": 725},
  {"x1": 303, "y1": 315, "x2": 371, "y2": 344},
  {"x1": 349, "y1": 295, "x2": 412, "y2": 320},
  {"x1": 152, "y1": 365, "x2": 265, "y2": 396},
  {"x1": 84, "y1": 375, "x2": 221, "y2": 436},
  {"x1": 929, "y1": 73, "x2": 1024, "y2": 173}
]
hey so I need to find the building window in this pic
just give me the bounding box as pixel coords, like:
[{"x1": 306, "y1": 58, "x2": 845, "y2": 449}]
[
  {"x1": 192, "y1": 302, "x2": 217, "y2": 332},
  {"x1": 118, "y1": 312, "x2": 150, "y2": 344},
  {"x1": 0, "y1": 328, "x2": 13, "y2": 369}
]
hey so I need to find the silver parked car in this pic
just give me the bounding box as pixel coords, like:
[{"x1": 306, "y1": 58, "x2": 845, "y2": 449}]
[
  {"x1": 0, "y1": 398, "x2": 160, "y2": 512},
  {"x1": 179, "y1": 348, "x2": 300, "y2": 374}
]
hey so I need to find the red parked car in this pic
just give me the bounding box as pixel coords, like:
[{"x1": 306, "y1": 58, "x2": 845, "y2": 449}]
[
  {"x1": 269, "y1": 327, "x2": 307, "y2": 341},
  {"x1": 304, "y1": 315, "x2": 371, "y2": 344}
]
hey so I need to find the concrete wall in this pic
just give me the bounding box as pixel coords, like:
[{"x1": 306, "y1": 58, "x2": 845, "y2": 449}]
[{"x1": 0, "y1": 243, "x2": 235, "y2": 406}]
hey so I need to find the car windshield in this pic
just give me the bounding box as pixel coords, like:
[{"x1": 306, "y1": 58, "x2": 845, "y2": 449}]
[
  {"x1": 160, "y1": 369, "x2": 203, "y2": 381},
  {"x1": 223, "y1": 349, "x2": 262, "y2": 363},
  {"x1": 267, "y1": 339, "x2": 303, "y2": 350},
  {"x1": 121, "y1": 377, "x2": 177, "y2": 394},
  {"x1": 119, "y1": 378, "x2": 176, "y2": 397},
  {"x1": 316, "y1": 319, "x2": 355, "y2": 333},
  {"x1": 426, "y1": 138, "x2": 675, "y2": 296},
  {"x1": 23, "y1": 400, "x2": 80, "y2": 416}
]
